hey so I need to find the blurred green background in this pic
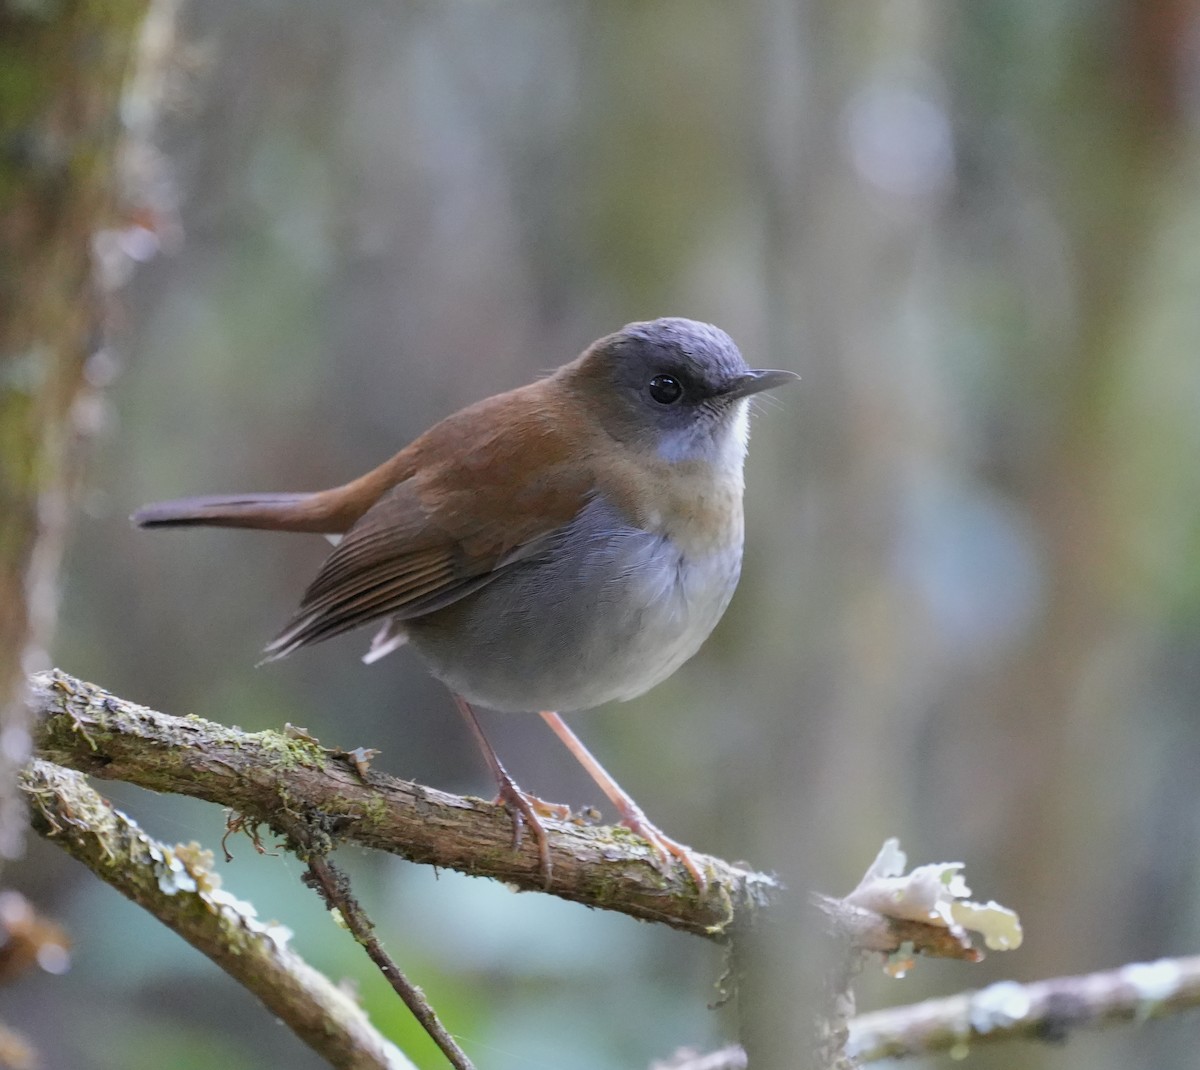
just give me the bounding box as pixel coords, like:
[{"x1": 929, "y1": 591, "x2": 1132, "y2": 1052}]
[{"x1": 12, "y1": 0, "x2": 1200, "y2": 1067}]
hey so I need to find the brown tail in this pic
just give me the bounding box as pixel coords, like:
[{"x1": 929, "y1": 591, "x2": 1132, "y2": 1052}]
[
  {"x1": 133, "y1": 450, "x2": 413, "y2": 536},
  {"x1": 132, "y1": 492, "x2": 347, "y2": 534}
]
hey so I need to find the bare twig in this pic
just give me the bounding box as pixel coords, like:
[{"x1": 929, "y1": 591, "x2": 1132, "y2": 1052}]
[
  {"x1": 303, "y1": 852, "x2": 475, "y2": 1070},
  {"x1": 30, "y1": 669, "x2": 778, "y2": 939},
  {"x1": 20, "y1": 759, "x2": 414, "y2": 1070},
  {"x1": 849, "y1": 955, "x2": 1200, "y2": 1062}
]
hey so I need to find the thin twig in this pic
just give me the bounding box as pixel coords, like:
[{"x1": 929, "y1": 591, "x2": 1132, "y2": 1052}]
[
  {"x1": 304, "y1": 852, "x2": 476, "y2": 1070},
  {"x1": 849, "y1": 954, "x2": 1200, "y2": 1062},
  {"x1": 20, "y1": 759, "x2": 414, "y2": 1070}
]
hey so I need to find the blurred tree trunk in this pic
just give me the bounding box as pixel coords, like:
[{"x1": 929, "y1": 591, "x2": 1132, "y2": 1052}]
[{"x1": 0, "y1": 0, "x2": 154, "y2": 862}]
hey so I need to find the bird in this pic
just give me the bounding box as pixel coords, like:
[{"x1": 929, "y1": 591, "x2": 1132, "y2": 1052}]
[{"x1": 133, "y1": 317, "x2": 798, "y2": 888}]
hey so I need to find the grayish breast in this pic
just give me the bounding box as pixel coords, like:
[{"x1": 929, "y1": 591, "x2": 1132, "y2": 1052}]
[{"x1": 404, "y1": 495, "x2": 744, "y2": 712}]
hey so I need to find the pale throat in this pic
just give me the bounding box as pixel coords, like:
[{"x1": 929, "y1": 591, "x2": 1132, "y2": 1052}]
[
  {"x1": 655, "y1": 398, "x2": 750, "y2": 472},
  {"x1": 640, "y1": 399, "x2": 749, "y2": 557}
]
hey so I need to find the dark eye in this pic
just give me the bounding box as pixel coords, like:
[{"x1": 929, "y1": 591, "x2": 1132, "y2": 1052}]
[{"x1": 648, "y1": 374, "x2": 683, "y2": 405}]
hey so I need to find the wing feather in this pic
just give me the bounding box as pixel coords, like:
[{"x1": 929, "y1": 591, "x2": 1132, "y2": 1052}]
[{"x1": 261, "y1": 401, "x2": 596, "y2": 661}]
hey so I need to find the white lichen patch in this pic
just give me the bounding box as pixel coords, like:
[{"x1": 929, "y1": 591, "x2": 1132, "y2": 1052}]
[
  {"x1": 950, "y1": 899, "x2": 1023, "y2": 951},
  {"x1": 846, "y1": 838, "x2": 1023, "y2": 952},
  {"x1": 968, "y1": 980, "x2": 1033, "y2": 1032},
  {"x1": 142, "y1": 836, "x2": 294, "y2": 949},
  {"x1": 1121, "y1": 959, "x2": 1184, "y2": 1021}
]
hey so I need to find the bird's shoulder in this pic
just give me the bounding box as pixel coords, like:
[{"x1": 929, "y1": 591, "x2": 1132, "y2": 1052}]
[{"x1": 379, "y1": 376, "x2": 603, "y2": 557}]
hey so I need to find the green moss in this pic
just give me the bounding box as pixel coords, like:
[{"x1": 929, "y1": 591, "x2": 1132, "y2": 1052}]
[
  {"x1": 361, "y1": 794, "x2": 389, "y2": 823},
  {"x1": 242, "y1": 728, "x2": 326, "y2": 770}
]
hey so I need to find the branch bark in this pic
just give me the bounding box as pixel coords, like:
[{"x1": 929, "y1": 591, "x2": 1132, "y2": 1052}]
[
  {"x1": 28, "y1": 668, "x2": 1021, "y2": 965},
  {"x1": 848, "y1": 955, "x2": 1200, "y2": 1062},
  {"x1": 21, "y1": 758, "x2": 415, "y2": 1070},
  {"x1": 36, "y1": 668, "x2": 1199, "y2": 1066},
  {"x1": 814, "y1": 894, "x2": 984, "y2": 963},
  {"x1": 30, "y1": 668, "x2": 778, "y2": 939}
]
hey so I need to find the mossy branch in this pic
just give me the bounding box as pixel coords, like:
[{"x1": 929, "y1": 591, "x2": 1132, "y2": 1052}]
[
  {"x1": 34, "y1": 668, "x2": 1132, "y2": 1069},
  {"x1": 28, "y1": 668, "x2": 1001, "y2": 963},
  {"x1": 30, "y1": 668, "x2": 778, "y2": 939},
  {"x1": 20, "y1": 757, "x2": 414, "y2": 1070}
]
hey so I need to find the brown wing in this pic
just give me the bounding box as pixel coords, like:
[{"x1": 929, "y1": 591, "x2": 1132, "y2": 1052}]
[{"x1": 262, "y1": 387, "x2": 597, "y2": 660}]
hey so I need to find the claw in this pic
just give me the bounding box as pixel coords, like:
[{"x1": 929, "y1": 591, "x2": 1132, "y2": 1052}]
[
  {"x1": 617, "y1": 798, "x2": 708, "y2": 893},
  {"x1": 491, "y1": 775, "x2": 554, "y2": 884},
  {"x1": 454, "y1": 694, "x2": 560, "y2": 886}
]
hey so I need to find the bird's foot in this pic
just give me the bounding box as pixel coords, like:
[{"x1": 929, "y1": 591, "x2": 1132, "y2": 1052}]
[
  {"x1": 491, "y1": 777, "x2": 573, "y2": 887},
  {"x1": 617, "y1": 800, "x2": 708, "y2": 893}
]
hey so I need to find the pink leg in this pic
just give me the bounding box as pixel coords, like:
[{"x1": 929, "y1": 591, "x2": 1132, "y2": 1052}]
[
  {"x1": 538, "y1": 711, "x2": 707, "y2": 891},
  {"x1": 452, "y1": 694, "x2": 568, "y2": 885}
]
